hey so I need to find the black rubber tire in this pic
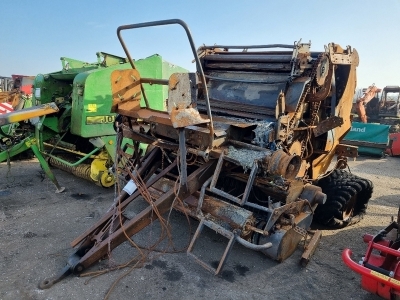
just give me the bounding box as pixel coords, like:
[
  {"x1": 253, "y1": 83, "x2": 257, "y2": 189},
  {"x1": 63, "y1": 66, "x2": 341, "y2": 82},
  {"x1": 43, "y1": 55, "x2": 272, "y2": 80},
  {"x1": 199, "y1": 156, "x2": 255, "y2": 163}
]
[{"x1": 313, "y1": 169, "x2": 373, "y2": 228}]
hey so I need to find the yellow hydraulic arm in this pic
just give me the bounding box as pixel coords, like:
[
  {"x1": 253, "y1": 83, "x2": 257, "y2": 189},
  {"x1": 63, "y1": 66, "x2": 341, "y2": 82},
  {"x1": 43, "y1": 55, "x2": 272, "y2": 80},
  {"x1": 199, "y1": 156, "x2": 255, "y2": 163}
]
[{"x1": 0, "y1": 102, "x2": 59, "y2": 126}]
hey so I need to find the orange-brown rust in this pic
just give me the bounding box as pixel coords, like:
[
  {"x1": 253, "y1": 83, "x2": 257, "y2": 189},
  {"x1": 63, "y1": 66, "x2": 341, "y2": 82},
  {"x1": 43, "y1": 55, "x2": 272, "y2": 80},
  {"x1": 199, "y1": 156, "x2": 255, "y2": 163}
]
[{"x1": 110, "y1": 69, "x2": 142, "y2": 113}]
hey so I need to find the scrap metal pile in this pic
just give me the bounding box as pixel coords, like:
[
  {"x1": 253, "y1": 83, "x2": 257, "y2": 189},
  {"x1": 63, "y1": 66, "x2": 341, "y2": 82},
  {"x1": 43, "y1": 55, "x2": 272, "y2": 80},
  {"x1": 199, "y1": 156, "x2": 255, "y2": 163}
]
[{"x1": 39, "y1": 19, "x2": 374, "y2": 288}]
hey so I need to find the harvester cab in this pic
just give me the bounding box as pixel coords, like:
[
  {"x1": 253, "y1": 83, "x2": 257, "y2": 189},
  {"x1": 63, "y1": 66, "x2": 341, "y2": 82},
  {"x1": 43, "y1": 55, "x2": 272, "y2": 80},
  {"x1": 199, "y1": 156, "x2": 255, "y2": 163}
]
[
  {"x1": 39, "y1": 19, "x2": 374, "y2": 289},
  {"x1": 354, "y1": 84, "x2": 382, "y2": 123},
  {"x1": 357, "y1": 85, "x2": 400, "y2": 132},
  {"x1": 12, "y1": 74, "x2": 35, "y2": 96},
  {"x1": 379, "y1": 86, "x2": 400, "y2": 120}
]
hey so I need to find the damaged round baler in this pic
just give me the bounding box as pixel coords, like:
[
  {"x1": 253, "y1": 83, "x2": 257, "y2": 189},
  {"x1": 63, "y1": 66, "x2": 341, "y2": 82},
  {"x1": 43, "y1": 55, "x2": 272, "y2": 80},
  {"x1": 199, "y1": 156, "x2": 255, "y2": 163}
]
[{"x1": 40, "y1": 19, "x2": 373, "y2": 288}]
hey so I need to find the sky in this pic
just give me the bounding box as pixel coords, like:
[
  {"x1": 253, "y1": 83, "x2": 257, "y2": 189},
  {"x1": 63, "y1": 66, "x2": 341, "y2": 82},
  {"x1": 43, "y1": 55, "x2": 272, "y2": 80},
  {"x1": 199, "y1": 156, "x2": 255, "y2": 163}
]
[{"x1": 2, "y1": 0, "x2": 400, "y2": 90}]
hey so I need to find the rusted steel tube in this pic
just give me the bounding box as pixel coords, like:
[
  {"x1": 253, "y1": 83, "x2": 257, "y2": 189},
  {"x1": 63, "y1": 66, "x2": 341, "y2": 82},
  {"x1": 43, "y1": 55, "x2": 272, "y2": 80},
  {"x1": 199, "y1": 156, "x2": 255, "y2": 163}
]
[
  {"x1": 187, "y1": 148, "x2": 209, "y2": 160},
  {"x1": 204, "y1": 75, "x2": 288, "y2": 84},
  {"x1": 196, "y1": 196, "x2": 254, "y2": 231},
  {"x1": 204, "y1": 62, "x2": 292, "y2": 73},
  {"x1": 203, "y1": 54, "x2": 292, "y2": 63},
  {"x1": 236, "y1": 235, "x2": 272, "y2": 250},
  {"x1": 201, "y1": 218, "x2": 272, "y2": 250},
  {"x1": 117, "y1": 19, "x2": 214, "y2": 146},
  {"x1": 226, "y1": 139, "x2": 272, "y2": 152},
  {"x1": 199, "y1": 44, "x2": 294, "y2": 50},
  {"x1": 243, "y1": 201, "x2": 272, "y2": 213},
  {"x1": 141, "y1": 78, "x2": 169, "y2": 85},
  {"x1": 196, "y1": 177, "x2": 213, "y2": 215}
]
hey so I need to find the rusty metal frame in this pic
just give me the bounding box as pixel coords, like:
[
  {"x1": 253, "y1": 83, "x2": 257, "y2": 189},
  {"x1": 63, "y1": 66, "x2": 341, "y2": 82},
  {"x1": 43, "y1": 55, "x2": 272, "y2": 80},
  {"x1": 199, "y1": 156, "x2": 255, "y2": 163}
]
[
  {"x1": 38, "y1": 28, "x2": 362, "y2": 288},
  {"x1": 187, "y1": 218, "x2": 237, "y2": 275},
  {"x1": 300, "y1": 230, "x2": 322, "y2": 266},
  {"x1": 209, "y1": 151, "x2": 258, "y2": 206},
  {"x1": 187, "y1": 218, "x2": 272, "y2": 275},
  {"x1": 116, "y1": 19, "x2": 214, "y2": 139}
]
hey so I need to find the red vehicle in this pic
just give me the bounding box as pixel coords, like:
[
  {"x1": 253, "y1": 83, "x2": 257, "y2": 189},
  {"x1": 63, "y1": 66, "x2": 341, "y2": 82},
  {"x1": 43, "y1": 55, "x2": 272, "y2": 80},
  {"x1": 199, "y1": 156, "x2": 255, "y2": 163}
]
[
  {"x1": 386, "y1": 132, "x2": 400, "y2": 156},
  {"x1": 11, "y1": 74, "x2": 34, "y2": 95},
  {"x1": 0, "y1": 75, "x2": 34, "y2": 111},
  {"x1": 342, "y1": 207, "x2": 400, "y2": 300}
]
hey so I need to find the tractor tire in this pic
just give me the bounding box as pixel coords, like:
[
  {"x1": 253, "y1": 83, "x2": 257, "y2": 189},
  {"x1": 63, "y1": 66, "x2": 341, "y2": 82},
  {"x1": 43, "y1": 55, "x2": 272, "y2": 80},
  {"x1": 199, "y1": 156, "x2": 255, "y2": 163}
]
[{"x1": 313, "y1": 169, "x2": 373, "y2": 228}]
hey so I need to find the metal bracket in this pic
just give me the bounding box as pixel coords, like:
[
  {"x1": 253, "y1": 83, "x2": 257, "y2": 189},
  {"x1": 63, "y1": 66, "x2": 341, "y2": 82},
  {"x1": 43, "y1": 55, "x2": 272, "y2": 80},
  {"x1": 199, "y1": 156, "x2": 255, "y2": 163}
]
[
  {"x1": 168, "y1": 73, "x2": 210, "y2": 128},
  {"x1": 313, "y1": 116, "x2": 344, "y2": 137}
]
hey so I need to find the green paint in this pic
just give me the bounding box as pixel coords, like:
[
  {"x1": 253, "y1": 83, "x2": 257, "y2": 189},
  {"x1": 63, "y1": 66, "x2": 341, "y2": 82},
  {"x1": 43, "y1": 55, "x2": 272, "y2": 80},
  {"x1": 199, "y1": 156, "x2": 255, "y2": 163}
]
[
  {"x1": 70, "y1": 54, "x2": 187, "y2": 137},
  {"x1": 0, "y1": 136, "x2": 31, "y2": 162},
  {"x1": 7, "y1": 52, "x2": 188, "y2": 187},
  {"x1": 134, "y1": 54, "x2": 188, "y2": 111},
  {"x1": 29, "y1": 140, "x2": 64, "y2": 191}
]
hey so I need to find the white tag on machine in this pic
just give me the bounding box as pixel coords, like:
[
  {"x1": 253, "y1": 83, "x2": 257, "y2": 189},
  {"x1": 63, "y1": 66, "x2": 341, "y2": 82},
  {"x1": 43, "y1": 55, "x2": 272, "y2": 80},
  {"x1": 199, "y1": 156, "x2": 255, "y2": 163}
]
[{"x1": 123, "y1": 179, "x2": 137, "y2": 195}]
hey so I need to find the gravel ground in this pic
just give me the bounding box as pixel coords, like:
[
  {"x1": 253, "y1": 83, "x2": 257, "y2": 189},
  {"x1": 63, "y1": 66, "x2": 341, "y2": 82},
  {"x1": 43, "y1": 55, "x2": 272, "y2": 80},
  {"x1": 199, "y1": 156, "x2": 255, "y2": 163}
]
[{"x1": 0, "y1": 155, "x2": 399, "y2": 300}]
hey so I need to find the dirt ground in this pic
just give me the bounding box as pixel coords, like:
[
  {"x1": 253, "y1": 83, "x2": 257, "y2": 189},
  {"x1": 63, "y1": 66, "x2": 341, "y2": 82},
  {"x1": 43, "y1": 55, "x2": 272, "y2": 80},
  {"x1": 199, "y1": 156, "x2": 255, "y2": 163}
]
[{"x1": 0, "y1": 154, "x2": 399, "y2": 300}]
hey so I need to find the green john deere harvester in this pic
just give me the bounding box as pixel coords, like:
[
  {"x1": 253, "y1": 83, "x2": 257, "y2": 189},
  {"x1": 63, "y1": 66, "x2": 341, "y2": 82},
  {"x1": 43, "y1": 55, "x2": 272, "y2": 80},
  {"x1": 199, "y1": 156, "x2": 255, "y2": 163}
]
[{"x1": 0, "y1": 52, "x2": 187, "y2": 191}]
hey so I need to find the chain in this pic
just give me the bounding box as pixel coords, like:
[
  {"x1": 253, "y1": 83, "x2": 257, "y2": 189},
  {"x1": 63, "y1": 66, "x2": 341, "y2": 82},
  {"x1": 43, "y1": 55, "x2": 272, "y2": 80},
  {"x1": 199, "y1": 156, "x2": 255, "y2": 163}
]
[
  {"x1": 288, "y1": 53, "x2": 325, "y2": 159},
  {"x1": 310, "y1": 101, "x2": 321, "y2": 125},
  {"x1": 161, "y1": 150, "x2": 164, "y2": 170},
  {"x1": 288, "y1": 53, "x2": 323, "y2": 129},
  {"x1": 288, "y1": 84, "x2": 310, "y2": 130}
]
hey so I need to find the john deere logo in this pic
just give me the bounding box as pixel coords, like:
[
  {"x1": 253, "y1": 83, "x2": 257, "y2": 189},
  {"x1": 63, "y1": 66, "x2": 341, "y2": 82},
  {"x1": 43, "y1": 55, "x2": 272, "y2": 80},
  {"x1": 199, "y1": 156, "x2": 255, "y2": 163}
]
[
  {"x1": 350, "y1": 126, "x2": 366, "y2": 132},
  {"x1": 86, "y1": 115, "x2": 115, "y2": 124}
]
